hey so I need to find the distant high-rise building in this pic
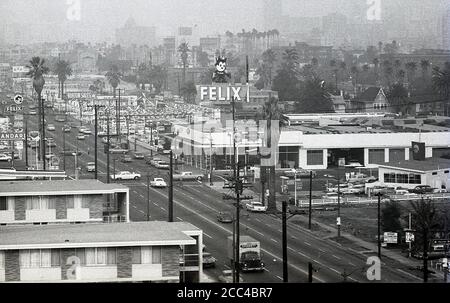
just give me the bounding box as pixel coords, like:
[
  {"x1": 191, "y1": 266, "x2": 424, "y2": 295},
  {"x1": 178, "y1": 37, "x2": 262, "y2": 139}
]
[
  {"x1": 322, "y1": 13, "x2": 348, "y2": 47},
  {"x1": 262, "y1": 0, "x2": 282, "y2": 31},
  {"x1": 115, "y1": 17, "x2": 156, "y2": 47},
  {"x1": 443, "y1": 9, "x2": 450, "y2": 50}
]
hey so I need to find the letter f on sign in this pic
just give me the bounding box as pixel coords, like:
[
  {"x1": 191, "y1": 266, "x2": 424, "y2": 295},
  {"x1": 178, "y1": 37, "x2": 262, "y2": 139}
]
[{"x1": 200, "y1": 86, "x2": 208, "y2": 101}]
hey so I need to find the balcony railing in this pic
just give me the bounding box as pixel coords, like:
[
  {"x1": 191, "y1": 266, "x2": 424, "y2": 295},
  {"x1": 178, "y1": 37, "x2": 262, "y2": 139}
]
[{"x1": 103, "y1": 215, "x2": 126, "y2": 223}]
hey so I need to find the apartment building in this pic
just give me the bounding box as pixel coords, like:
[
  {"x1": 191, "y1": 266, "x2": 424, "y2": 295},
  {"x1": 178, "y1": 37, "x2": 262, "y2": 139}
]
[{"x1": 0, "y1": 180, "x2": 129, "y2": 225}]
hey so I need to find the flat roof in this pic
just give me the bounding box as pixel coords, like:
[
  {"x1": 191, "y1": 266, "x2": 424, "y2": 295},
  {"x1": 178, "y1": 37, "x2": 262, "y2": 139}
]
[
  {"x1": 379, "y1": 158, "x2": 450, "y2": 172},
  {"x1": 0, "y1": 180, "x2": 128, "y2": 196},
  {"x1": 0, "y1": 222, "x2": 199, "y2": 250}
]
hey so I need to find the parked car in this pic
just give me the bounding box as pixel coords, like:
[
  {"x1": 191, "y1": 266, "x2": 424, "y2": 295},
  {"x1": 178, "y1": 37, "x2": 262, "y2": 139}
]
[
  {"x1": 202, "y1": 252, "x2": 216, "y2": 268},
  {"x1": 133, "y1": 152, "x2": 144, "y2": 159},
  {"x1": 284, "y1": 169, "x2": 317, "y2": 178},
  {"x1": 86, "y1": 162, "x2": 95, "y2": 172},
  {"x1": 60, "y1": 150, "x2": 82, "y2": 156},
  {"x1": 76, "y1": 134, "x2": 85, "y2": 140},
  {"x1": 344, "y1": 160, "x2": 364, "y2": 168},
  {"x1": 46, "y1": 141, "x2": 57, "y2": 147},
  {"x1": 173, "y1": 171, "x2": 203, "y2": 181},
  {"x1": 217, "y1": 211, "x2": 233, "y2": 223},
  {"x1": 150, "y1": 178, "x2": 167, "y2": 188},
  {"x1": 29, "y1": 110, "x2": 37, "y2": 115},
  {"x1": 155, "y1": 161, "x2": 169, "y2": 169},
  {"x1": 120, "y1": 156, "x2": 133, "y2": 163},
  {"x1": 110, "y1": 171, "x2": 141, "y2": 180},
  {"x1": 149, "y1": 157, "x2": 162, "y2": 166},
  {"x1": 0, "y1": 153, "x2": 12, "y2": 161},
  {"x1": 409, "y1": 185, "x2": 434, "y2": 194},
  {"x1": 81, "y1": 128, "x2": 92, "y2": 135},
  {"x1": 245, "y1": 201, "x2": 267, "y2": 212},
  {"x1": 46, "y1": 124, "x2": 55, "y2": 131}
]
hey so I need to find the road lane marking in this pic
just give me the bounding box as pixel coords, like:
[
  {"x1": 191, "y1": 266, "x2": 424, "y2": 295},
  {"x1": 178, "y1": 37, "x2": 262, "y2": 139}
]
[
  {"x1": 349, "y1": 262, "x2": 355, "y2": 266},
  {"x1": 153, "y1": 202, "x2": 158, "y2": 206},
  {"x1": 287, "y1": 246, "x2": 295, "y2": 251},
  {"x1": 304, "y1": 242, "x2": 311, "y2": 246},
  {"x1": 291, "y1": 236, "x2": 298, "y2": 239},
  {"x1": 203, "y1": 232, "x2": 213, "y2": 239},
  {"x1": 139, "y1": 194, "x2": 144, "y2": 198},
  {"x1": 271, "y1": 238, "x2": 278, "y2": 243},
  {"x1": 276, "y1": 275, "x2": 283, "y2": 281},
  {"x1": 329, "y1": 267, "x2": 340, "y2": 274},
  {"x1": 146, "y1": 186, "x2": 326, "y2": 283},
  {"x1": 176, "y1": 217, "x2": 183, "y2": 221},
  {"x1": 160, "y1": 207, "x2": 165, "y2": 211},
  {"x1": 264, "y1": 268, "x2": 270, "y2": 273},
  {"x1": 277, "y1": 229, "x2": 282, "y2": 233},
  {"x1": 254, "y1": 218, "x2": 261, "y2": 222},
  {"x1": 332, "y1": 255, "x2": 341, "y2": 260},
  {"x1": 396, "y1": 268, "x2": 422, "y2": 281}
]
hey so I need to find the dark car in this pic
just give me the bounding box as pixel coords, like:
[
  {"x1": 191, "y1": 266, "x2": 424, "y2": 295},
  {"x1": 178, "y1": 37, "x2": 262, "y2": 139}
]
[
  {"x1": 409, "y1": 185, "x2": 434, "y2": 194},
  {"x1": 217, "y1": 211, "x2": 233, "y2": 223},
  {"x1": 202, "y1": 252, "x2": 217, "y2": 268}
]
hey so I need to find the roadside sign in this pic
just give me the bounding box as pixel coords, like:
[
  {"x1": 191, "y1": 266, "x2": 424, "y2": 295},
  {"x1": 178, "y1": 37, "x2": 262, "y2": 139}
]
[
  {"x1": 336, "y1": 217, "x2": 341, "y2": 226},
  {"x1": 16, "y1": 141, "x2": 23, "y2": 149},
  {"x1": 384, "y1": 232, "x2": 398, "y2": 244},
  {"x1": 405, "y1": 232, "x2": 415, "y2": 243},
  {"x1": 0, "y1": 133, "x2": 25, "y2": 140}
]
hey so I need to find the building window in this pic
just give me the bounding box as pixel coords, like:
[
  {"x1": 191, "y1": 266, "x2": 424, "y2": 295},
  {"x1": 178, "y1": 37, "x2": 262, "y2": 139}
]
[
  {"x1": 51, "y1": 249, "x2": 60, "y2": 267},
  {"x1": 384, "y1": 173, "x2": 396, "y2": 183},
  {"x1": 0, "y1": 197, "x2": 7, "y2": 211},
  {"x1": 85, "y1": 248, "x2": 115, "y2": 266},
  {"x1": 132, "y1": 246, "x2": 161, "y2": 264},
  {"x1": 408, "y1": 174, "x2": 421, "y2": 184},
  {"x1": 107, "y1": 248, "x2": 116, "y2": 265},
  {"x1": 432, "y1": 172, "x2": 438, "y2": 175},
  {"x1": 307, "y1": 150, "x2": 323, "y2": 166},
  {"x1": 279, "y1": 146, "x2": 299, "y2": 168},
  {"x1": 26, "y1": 196, "x2": 55, "y2": 210},
  {"x1": 384, "y1": 173, "x2": 421, "y2": 184},
  {"x1": 389, "y1": 149, "x2": 405, "y2": 163},
  {"x1": 0, "y1": 251, "x2": 4, "y2": 269},
  {"x1": 369, "y1": 149, "x2": 384, "y2": 164},
  {"x1": 20, "y1": 249, "x2": 52, "y2": 268}
]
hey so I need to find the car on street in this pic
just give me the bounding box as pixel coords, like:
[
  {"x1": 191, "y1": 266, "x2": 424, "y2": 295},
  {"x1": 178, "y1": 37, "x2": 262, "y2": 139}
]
[
  {"x1": 288, "y1": 205, "x2": 307, "y2": 215},
  {"x1": 245, "y1": 201, "x2": 267, "y2": 212},
  {"x1": 86, "y1": 162, "x2": 95, "y2": 172},
  {"x1": 110, "y1": 171, "x2": 141, "y2": 180},
  {"x1": 284, "y1": 169, "x2": 317, "y2": 178},
  {"x1": 133, "y1": 152, "x2": 144, "y2": 159},
  {"x1": 202, "y1": 252, "x2": 216, "y2": 268},
  {"x1": 155, "y1": 161, "x2": 169, "y2": 169},
  {"x1": 44, "y1": 153, "x2": 56, "y2": 160},
  {"x1": 46, "y1": 141, "x2": 57, "y2": 147},
  {"x1": 46, "y1": 124, "x2": 55, "y2": 131},
  {"x1": 109, "y1": 147, "x2": 129, "y2": 154},
  {"x1": 409, "y1": 185, "x2": 434, "y2": 194},
  {"x1": 81, "y1": 128, "x2": 92, "y2": 135},
  {"x1": 217, "y1": 211, "x2": 233, "y2": 223},
  {"x1": 148, "y1": 157, "x2": 162, "y2": 166},
  {"x1": 150, "y1": 178, "x2": 167, "y2": 188},
  {"x1": 29, "y1": 110, "x2": 37, "y2": 115},
  {"x1": 120, "y1": 156, "x2": 133, "y2": 163},
  {"x1": 76, "y1": 134, "x2": 85, "y2": 140},
  {"x1": 0, "y1": 153, "x2": 12, "y2": 161}
]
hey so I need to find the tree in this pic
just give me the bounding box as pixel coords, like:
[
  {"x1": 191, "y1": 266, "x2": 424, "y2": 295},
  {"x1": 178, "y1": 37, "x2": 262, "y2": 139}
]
[
  {"x1": 178, "y1": 42, "x2": 190, "y2": 86},
  {"x1": 295, "y1": 77, "x2": 335, "y2": 113},
  {"x1": 148, "y1": 65, "x2": 168, "y2": 94},
  {"x1": 180, "y1": 80, "x2": 197, "y2": 104},
  {"x1": 396, "y1": 69, "x2": 406, "y2": 84},
  {"x1": 387, "y1": 83, "x2": 409, "y2": 114},
  {"x1": 136, "y1": 63, "x2": 148, "y2": 89},
  {"x1": 272, "y1": 48, "x2": 300, "y2": 100},
  {"x1": 420, "y1": 60, "x2": 430, "y2": 80},
  {"x1": 411, "y1": 198, "x2": 440, "y2": 282},
  {"x1": 432, "y1": 65, "x2": 450, "y2": 116},
  {"x1": 381, "y1": 200, "x2": 402, "y2": 232},
  {"x1": 261, "y1": 49, "x2": 276, "y2": 88},
  {"x1": 373, "y1": 58, "x2": 380, "y2": 84},
  {"x1": 329, "y1": 59, "x2": 338, "y2": 89},
  {"x1": 200, "y1": 67, "x2": 215, "y2": 85},
  {"x1": 93, "y1": 79, "x2": 105, "y2": 94},
  {"x1": 405, "y1": 62, "x2": 418, "y2": 87},
  {"x1": 105, "y1": 65, "x2": 121, "y2": 98},
  {"x1": 196, "y1": 50, "x2": 210, "y2": 67},
  {"x1": 256, "y1": 97, "x2": 284, "y2": 212},
  {"x1": 54, "y1": 60, "x2": 72, "y2": 100},
  {"x1": 350, "y1": 66, "x2": 359, "y2": 93},
  {"x1": 26, "y1": 56, "x2": 49, "y2": 164}
]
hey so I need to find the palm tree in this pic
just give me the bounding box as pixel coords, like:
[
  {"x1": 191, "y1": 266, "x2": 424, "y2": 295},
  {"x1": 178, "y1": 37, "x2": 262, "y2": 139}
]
[
  {"x1": 105, "y1": 65, "x2": 121, "y2": 98},
  {"x1": 350, "y1": 66, "x2": 359, "y2": 93},
  {"x1": 26, "y1": 56, "x2": 49, "y2": 166},
  {"x1": 54, "y1": 60, "x2": 72, "y2": 101},
  {"x1": 282, "y1": 48, "x2": 299, "y2": 73},
  {"x1": 329, "y1": 59, "x2": 338, "y2": 88},
  {"x1": 420, "y1": 60, "x2": 430, "y2": 80},
  {"x1": 256, "y1": 97, "x2": 284, "y2": 212},
  {"x1": 178, "y1": 42, "x2": 190, "y2": 86},
  {"x1": 396, "y1": 69, "x2": 406, "y2": 84},
  {"x1": 180, "y1": 80, "x2": 197, "y2": 104},
  {"x1": 373, "y1": 58, "x2": 380, "y2": 84},
  {"x1": 261, "y1": 49, "x2": 276, "y2": 88},
  {"x1": 432, "y1": 65, "x2": 450, "y2": 116},
  {"x1": 405, "y1": 62, "x2": 418, "y2": 86}
]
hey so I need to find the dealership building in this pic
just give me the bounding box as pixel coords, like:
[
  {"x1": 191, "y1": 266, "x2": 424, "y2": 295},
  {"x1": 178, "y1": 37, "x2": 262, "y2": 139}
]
[{"x1": 171, "y1": 115, "x2": 450, "y2": 170}]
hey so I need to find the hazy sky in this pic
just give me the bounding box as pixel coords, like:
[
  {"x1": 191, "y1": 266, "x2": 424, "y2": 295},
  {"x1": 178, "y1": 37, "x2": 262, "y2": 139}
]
[{"x1": 0, "y1": 0, "x2": 448, "y2": 42}]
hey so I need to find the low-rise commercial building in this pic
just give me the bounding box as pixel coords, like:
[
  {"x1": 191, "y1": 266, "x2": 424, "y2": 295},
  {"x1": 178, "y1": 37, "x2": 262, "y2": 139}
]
[
  {"x1": 0, "y1": 221, "x2": 203, "y2": 282},
  {"x1": 0, "y1": 180, "x2": 129, "y2": 225}
]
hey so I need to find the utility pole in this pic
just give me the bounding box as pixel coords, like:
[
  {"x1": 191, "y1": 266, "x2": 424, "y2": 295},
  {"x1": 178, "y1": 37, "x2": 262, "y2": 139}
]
[
  {"x1": 282, "y1": 200, "x2": 288, "y2": 282},
  {"x1": 309, "y1": 170, "x2": 313, "y2": 230},
  {"x1": 168, "y1": 150, "x2": 174, "y2": 222},
  {"x1": 24, "y1": 118, "x2": 28, "y2": 168},
  {"x1": 337, "y1": 168, "x2": 341, "y2": 238},
  {"x1": 125, "y1": 115, "x2": 130, "y2": 149},
  {"x1": 377, "y1": 193, "x2": 382, "y2": 260},
  {"x1": 94, "y1": 106, "x2": 98, "y2": 179},
  {"x1": 106, "y1": 110, "x2": 111, "y2": 184},
  {"x1": 209, "y1": 131, "x2": 213, "y2": 186},
  {"x1": 41, "y1": 96, "x2": 46, "y2": 170},
  {"x1": 147, "y1": 174, "x2": 151, "y2": 221},
  {"x1": 308, "y1": 262, "x2": 313, "y2": 283},
  {"x1": 232, "y1": 97, "x2": 241, "y2": 284}
]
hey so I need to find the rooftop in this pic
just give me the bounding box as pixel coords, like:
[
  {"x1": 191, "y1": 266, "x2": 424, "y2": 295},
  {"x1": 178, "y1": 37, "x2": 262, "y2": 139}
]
[
  {"x1": 0, "y1": 222, "x2": 199, "y2": 249},
  {"x1": 0, "y1": 180, "x2": 128, "y2": 196},
  {"x1": 379, "y1": 158, "x2": 450, "y2": 172}
]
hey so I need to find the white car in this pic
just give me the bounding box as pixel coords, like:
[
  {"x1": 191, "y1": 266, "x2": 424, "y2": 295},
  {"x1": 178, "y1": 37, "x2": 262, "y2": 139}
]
[
  {"x1": 82, "y1": 128, "x2": 92, "y2": 135},
  {"x1": 77, "y1": 134, "x2": 86, "y2": 140},
  {"x1": 245, "y1": 201, "x2": 267, "y2": 212},
  {"x1": 110, "y1": 171, "x2": 141, "y2": 180},
  {"x1": 0, "y1": 153, "x2": 12, "y2": 161},
  {"x1": 150, "y1": 178, "x2": 167, "y2": 188},
  {"x1": 344, "y1": 161, "x2": 364, "y2": 168}
]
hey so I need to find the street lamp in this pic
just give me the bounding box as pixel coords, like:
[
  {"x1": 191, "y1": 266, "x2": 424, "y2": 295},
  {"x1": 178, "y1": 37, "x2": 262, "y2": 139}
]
[
  {"x1": 71, "y1": 152, "x2": 79, "y2": 180},
  {"x1": 291, "y1": 168, "x2": 298, "y2": 206}
]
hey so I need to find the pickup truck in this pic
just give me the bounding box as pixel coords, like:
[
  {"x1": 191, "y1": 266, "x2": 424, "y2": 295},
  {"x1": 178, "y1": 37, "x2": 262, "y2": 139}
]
[
  {"x1": 150, "y1": 178, "x2": 167, "y2": 187},
  {"x1": 110, "y1": 171, "x2": 141, "y2": 180},
  {"x1": 172, "y1": 171, "x2": 203, "y2": 181}
]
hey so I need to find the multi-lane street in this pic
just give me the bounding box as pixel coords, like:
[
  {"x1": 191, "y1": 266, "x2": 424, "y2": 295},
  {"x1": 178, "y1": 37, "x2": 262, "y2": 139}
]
[{"x1": 20, "y1": 109, "x2": 424, "y2": 283}]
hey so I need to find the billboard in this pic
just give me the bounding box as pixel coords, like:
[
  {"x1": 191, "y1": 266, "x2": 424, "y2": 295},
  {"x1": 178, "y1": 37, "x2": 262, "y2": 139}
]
[
  {"x1": 197, "y1": 84, "x2": 248, "y2": 103},
  {"x1": 383, "y1": 232, "x2": 398, "y2": 244},
  {"x1": 12, "y1": 66, "x2": 30, "y2": 74},
  {"x1": 411, "y1": 141, "x2": 425, "y2": 161}
]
